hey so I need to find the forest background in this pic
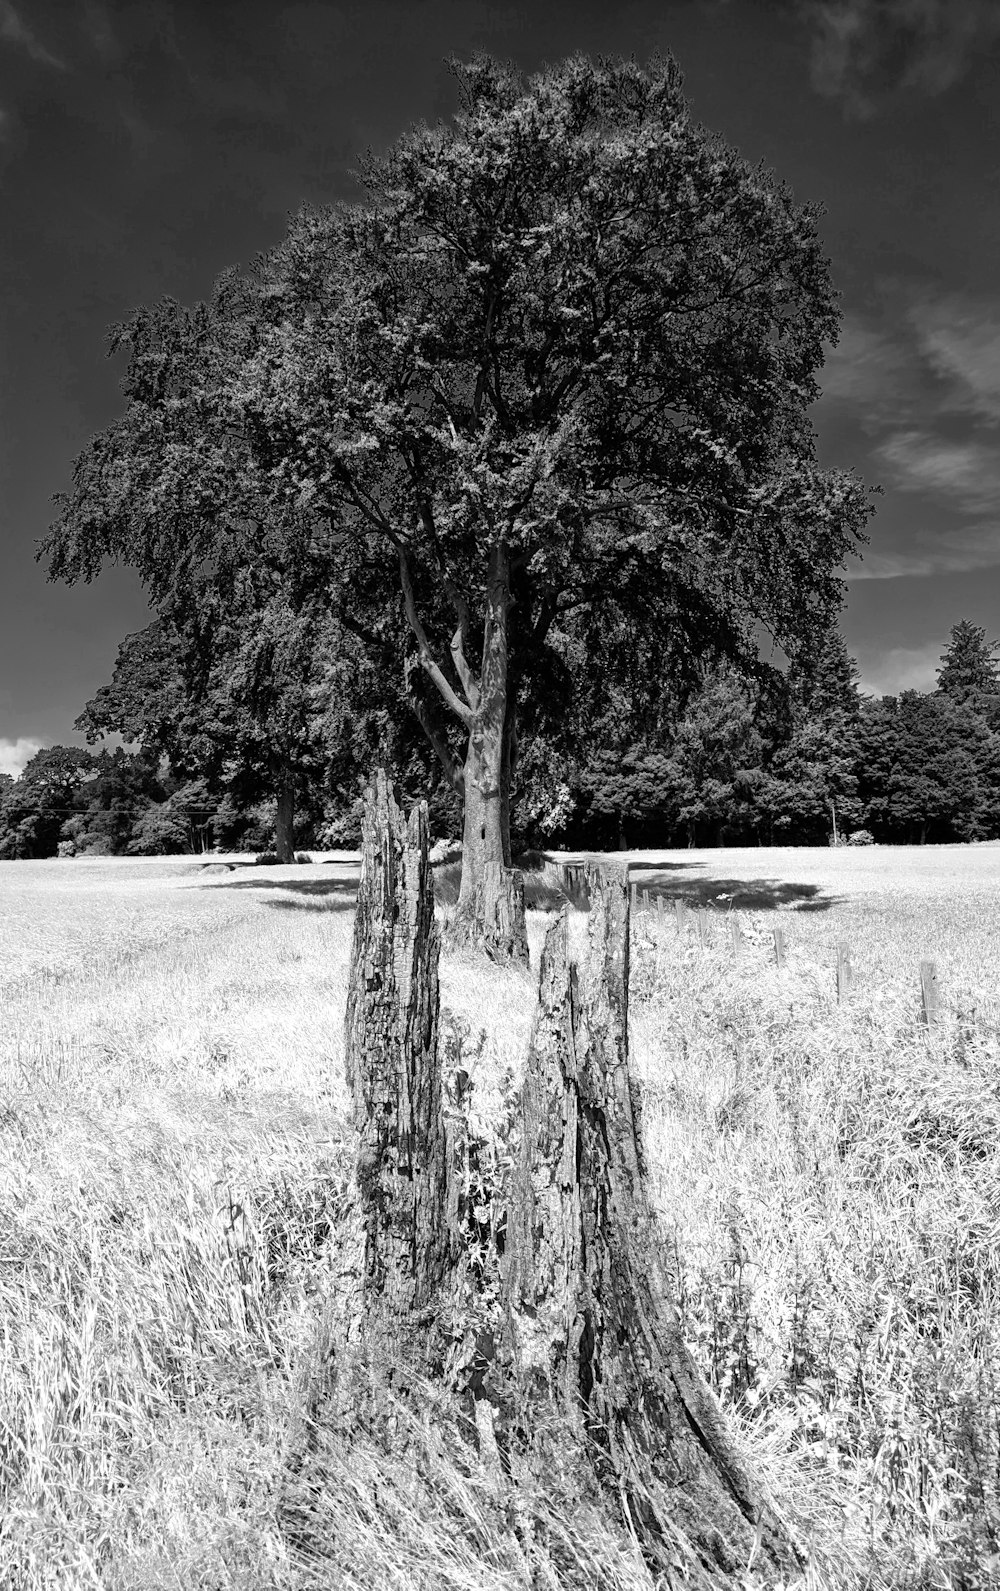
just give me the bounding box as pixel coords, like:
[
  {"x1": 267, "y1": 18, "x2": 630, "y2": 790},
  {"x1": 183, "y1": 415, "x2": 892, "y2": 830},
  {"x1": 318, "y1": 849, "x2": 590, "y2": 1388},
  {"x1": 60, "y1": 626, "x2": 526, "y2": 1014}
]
[{"x1": 3, "y1": 611, "x2": 999, "y2": 862}]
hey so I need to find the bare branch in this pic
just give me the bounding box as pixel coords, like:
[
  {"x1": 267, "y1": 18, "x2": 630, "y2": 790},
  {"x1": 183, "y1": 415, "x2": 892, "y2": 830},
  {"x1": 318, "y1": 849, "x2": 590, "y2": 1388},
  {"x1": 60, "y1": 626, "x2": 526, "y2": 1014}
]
[
  {"x1": 405, "y1": 657, "x2": 465, "y2": 794},
  {"x1": 397, "y1": 546, "x2": 473, "y2": 725},
  {"x1": 445, "y1": 581, "x2": 479, "y2": 711}
]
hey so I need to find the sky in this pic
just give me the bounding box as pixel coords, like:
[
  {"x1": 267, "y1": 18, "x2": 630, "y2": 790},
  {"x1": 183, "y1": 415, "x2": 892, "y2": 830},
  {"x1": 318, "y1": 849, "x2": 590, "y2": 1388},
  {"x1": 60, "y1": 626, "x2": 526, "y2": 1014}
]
[{"x1": 2, "y1": 0, "x2": 1000, "y2": 776}]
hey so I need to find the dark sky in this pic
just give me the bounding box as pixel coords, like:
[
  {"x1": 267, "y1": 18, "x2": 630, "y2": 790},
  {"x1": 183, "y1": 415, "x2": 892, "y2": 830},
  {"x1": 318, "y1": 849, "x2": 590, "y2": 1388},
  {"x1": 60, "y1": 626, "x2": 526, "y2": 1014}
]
[{"x1": 3, "y1": 0, "x2": 999, "y2": 774}]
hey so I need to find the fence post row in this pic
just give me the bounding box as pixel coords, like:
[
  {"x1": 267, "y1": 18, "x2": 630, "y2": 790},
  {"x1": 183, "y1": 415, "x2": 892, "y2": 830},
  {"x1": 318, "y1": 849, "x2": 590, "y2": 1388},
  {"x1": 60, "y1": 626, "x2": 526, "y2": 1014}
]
[{"x1": 587, "y1": 870, "x2": 959, "y2": 1031}]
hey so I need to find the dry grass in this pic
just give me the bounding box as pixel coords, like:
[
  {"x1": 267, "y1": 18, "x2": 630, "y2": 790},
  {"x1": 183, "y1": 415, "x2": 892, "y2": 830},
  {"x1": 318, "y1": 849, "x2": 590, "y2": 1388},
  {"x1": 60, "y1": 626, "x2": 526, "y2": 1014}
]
[{"x1": 1, "y1": 850, "x2": 998, "y2": 1587}]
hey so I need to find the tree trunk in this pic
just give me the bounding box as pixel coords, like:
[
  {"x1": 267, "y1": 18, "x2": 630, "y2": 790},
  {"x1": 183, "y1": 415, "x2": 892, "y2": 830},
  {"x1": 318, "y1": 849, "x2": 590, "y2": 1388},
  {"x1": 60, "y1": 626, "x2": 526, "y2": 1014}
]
[
  {"x1": 500, "y1": 866, "x2": 801, "y2": 1585},
  {"x1": 274, "y1": 777, "x2": 295, "y2": 863},
  {"x1": 452, "y1": 543, "x2": 528, "y2": 965}
]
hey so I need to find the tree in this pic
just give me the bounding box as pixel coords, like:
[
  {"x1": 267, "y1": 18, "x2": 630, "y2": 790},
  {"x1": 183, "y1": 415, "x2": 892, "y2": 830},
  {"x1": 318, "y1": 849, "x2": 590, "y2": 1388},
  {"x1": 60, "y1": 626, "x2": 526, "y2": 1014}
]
[
  {"x1": 0, "y1": 746, "x2": 94, "y2": 859},
  {"x1": 60, "y1": 746, "x2": 167, "y2": 856},
  {"x1": 44, "y1": 53, "x2": 873, "y2": 957},
  {"x1": 667, "y1": 665, "x2": 764, "y2": 845},
  {"x1": 79, "y1": 591, "x2": 350, "y2": 862},
  {"x1": 936, "y1": 618, "x2": 1000, "y2": 717},
  {"x1": 763, "y1": 623, "x2": 862, "y2": 843},
  {"x1": 858, "y1": 692, "x2": 991, "y2": 843}
]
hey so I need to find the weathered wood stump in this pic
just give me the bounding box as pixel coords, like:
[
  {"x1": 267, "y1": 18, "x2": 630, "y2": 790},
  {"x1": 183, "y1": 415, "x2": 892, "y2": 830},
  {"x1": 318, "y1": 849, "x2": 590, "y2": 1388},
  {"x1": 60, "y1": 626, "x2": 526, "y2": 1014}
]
[
  {"x1": 343, "y1": 770, "x2": 457, "y2": 1370},
  {"x1": 339, "y1": 778, "x2": 801, "y2": 1585},
  {"x1": 501, "y1": 863, "x2": 800, "y2": 1585}
]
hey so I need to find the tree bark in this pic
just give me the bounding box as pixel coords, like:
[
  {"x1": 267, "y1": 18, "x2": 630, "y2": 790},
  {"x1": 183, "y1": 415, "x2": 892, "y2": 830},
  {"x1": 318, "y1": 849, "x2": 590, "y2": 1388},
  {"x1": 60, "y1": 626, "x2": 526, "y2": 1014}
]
[
  {"x1": 343, "y1": 771, "x2": 456, "y2": 1351},
  {"x1": 500, "y1": 865, "x2": 801, "y2": 1586},
  {"x1": 450, "y1": 543, "x2": 528, "y2": 965},
  {"x1": 397, "y1": 537, "x2": 527, "y2": 964},
  {"x1": 274, "y1": 776, "x2": 295, "y2": 863},
  {"x1": 334, "y1": 782, "x2": 799, "y2": 1585}
]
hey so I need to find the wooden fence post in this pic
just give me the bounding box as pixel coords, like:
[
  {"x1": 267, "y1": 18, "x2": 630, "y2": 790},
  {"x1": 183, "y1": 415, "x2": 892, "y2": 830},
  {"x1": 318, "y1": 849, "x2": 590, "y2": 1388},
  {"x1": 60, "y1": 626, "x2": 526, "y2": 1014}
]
[
  {"x1": 656, "y1": 894, "x2": 664, "y2": 925},
  {"x1": 697, "y1": 907, "x2": 709, "y2": 946},
  {"x1": 773, "y1": 925, "x2": 786, "y2": 970},
  {"x1": 920, "y1": 960, "x2": 940, "y2": 1025},
  {"x1": 836, "y1": 943, "x2": 853, "y2": 1004}
]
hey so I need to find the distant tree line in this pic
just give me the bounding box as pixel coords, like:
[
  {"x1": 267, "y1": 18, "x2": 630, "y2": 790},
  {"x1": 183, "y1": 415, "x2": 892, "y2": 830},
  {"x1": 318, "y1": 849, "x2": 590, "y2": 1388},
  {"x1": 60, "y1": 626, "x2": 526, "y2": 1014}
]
[{"x1": 3, "y1": 615, "x2": 999, "y2": 860}]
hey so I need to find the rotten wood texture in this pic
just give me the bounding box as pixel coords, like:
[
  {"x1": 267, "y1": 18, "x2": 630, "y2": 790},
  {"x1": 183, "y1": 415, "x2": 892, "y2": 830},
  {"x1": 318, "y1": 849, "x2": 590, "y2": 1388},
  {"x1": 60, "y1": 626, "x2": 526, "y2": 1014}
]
[
  {"x1": 501, "y1": 865, "x2": 800, "y2": 1586},
  {"x1": 343, "y1": 771, "x2": 455, "y2": 1344}
]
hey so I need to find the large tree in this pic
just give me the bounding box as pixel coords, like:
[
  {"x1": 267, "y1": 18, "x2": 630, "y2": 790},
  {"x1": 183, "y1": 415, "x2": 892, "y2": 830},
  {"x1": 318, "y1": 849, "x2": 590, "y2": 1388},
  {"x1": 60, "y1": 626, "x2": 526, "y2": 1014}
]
[
  {"x1": 80, "y1": 590, "x2": 352, "y2": 861},
  {"x1": 763, "y1": 623, "x2": 862, "y2": 843},
  {"x1": 936, "y1": 618, "x2": 1000, "y2": 724},
  {"x1": 44, "y1": 53, "x2": 872, "y2": 958}
]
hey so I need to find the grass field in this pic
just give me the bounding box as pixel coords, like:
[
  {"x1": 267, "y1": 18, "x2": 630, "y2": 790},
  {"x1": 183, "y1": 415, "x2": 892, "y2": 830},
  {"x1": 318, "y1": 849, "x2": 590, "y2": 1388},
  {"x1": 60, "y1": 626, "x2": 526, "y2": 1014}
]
[{"x1": 1, "y1": 848, "x2": 998, "y2": 1588}]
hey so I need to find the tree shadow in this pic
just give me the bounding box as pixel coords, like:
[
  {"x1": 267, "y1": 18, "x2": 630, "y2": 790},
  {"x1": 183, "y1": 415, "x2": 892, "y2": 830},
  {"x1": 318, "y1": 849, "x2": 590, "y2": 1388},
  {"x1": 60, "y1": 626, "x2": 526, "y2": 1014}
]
[
  {"x1": 625, "y1": 868, "x2": 837, "y2": 912},
  {"x1": 199, "y1": 874, "x2": 360, "y2": 912},
  {"x1": 197, "y1": 860, "x2": 835, "y2": 916}
]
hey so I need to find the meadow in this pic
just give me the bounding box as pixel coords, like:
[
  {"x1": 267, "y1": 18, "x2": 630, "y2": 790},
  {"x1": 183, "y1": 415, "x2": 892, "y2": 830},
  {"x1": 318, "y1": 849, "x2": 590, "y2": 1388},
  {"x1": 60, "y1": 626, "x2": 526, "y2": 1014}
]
[{"x1": 1, "y1": 846, "x2": 998, "y2": 1588}]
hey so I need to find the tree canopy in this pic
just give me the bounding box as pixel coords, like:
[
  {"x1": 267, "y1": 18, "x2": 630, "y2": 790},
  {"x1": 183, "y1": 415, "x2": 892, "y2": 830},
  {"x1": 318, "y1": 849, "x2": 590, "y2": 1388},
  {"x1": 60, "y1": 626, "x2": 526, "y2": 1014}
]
[{"x1": 43, "y1": 52, "x2": 873, "y2": 953}]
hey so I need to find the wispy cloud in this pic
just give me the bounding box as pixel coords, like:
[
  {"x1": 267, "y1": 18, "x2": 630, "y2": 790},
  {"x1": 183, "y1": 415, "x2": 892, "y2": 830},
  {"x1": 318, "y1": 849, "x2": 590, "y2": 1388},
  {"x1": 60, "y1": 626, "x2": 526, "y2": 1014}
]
[
  {"x1": 858, "y1": 642, "x2": 943, "y2": 697},
  {"x1": 905, "y1": 292, "x2": 1000, "y2": 426},
  {"x1": 797, "y1": 0, "x2": 998, "y2": 118},
  {"x1": 82, "y1": 0, "x2": 118, "y2": 64},
  {"x1": 824, "y1": 290, "x2": 1000, "y2": 577},
  {"x1": 0, "y1": 0, "x2": 65, "y2": 69},
  {"x1": 848, "y1": 524, "x2": 1000, "y2": 580},
  {"x1": 821, "y1": 319, "x2": 915, "y2": 424},
  {"x1": 0, "y1": 737, "x2": 43, "y2": 778},
  {"x1": 875, "y1": 433, "x2": 1000, "y2": 516}
]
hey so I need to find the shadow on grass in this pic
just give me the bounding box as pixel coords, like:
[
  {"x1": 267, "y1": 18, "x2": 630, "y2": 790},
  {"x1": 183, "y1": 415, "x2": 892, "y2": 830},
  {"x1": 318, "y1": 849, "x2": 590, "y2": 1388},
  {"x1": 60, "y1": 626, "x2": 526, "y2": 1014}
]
[
  {"x1": 625, "y1": 868, "x2": 837, "y2": 912},
  {"x1": 199, "y1": 860, "x2": 835, "y2": 916},
  {"x1": 200, "y1": 873, "x2": 360, "y2": 912}
]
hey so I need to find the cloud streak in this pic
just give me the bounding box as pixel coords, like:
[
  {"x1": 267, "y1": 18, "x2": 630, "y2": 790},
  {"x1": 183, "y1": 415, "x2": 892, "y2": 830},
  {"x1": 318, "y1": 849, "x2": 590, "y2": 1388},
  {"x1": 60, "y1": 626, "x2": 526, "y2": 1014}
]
[
  {"x1": 797, "y1": 0, "x2": 998, "y2": 117},
  {"x1": 824, "y1": 289, "x2": 1000, "y2": 577},
  {"x1": 0, "y1": 737, "x2": 43, "y2": 778},
  {"x1": 847, "y1": 524, "x2": 1000, "y2": 580},
  {"x1": 0, "y1": 1, "x2": 65, "y2": 69},
  {"x1": 857, "y1": 642, "x2": 943, "y2": 697}
]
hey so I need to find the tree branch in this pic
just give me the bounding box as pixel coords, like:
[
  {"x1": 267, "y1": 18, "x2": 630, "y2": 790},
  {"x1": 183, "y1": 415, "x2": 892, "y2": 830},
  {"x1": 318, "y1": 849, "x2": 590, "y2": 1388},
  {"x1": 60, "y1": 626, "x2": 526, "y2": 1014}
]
[
  {"x1": 405, "y1": 656, "x2": 465, "y2": 794},
  {"x1": 397, "y1": 547, "x2": 473, "y2": 725},
  {"x1": 445, "y1": 580, "x2": 480, "y2": 711}
]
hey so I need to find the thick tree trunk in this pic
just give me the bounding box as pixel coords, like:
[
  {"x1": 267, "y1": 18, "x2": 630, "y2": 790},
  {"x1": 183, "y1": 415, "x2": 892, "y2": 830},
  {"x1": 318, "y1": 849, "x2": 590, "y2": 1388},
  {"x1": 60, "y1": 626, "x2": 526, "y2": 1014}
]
[
  {"x1": 451, "y1": 544, "x2": 528, "y2": 965},
  {"x1": 500, "y1": 866, "x2": 801, "y2": 1586},
  {"x1": 274, "y1": 777, "x2": 295, "y2": 863}
]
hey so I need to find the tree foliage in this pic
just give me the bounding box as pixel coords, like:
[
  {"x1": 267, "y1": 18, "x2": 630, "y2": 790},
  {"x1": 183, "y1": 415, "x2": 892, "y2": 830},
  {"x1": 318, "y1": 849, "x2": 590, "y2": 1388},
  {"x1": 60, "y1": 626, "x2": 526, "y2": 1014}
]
[{"x1": 42, "y1": 51, "x2": 873, "y2": 953}]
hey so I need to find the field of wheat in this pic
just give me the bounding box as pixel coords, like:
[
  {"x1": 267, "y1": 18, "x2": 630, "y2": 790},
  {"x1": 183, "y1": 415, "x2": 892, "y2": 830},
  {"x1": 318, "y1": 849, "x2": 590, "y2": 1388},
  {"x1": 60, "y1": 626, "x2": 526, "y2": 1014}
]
[{"x1": 1, "y1": 848, "x2": 998, "y2": 1588}]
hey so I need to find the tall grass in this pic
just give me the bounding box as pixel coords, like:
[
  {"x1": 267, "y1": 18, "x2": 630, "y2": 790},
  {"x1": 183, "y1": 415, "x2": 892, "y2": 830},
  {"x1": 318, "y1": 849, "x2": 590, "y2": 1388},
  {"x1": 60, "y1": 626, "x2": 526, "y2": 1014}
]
[
  {"x1": 1, "y1": 856, "x2": 998, "y2": 1586},
  {"x1": 631, "y1": 907, "x2": 1000, "y2": 1589}
]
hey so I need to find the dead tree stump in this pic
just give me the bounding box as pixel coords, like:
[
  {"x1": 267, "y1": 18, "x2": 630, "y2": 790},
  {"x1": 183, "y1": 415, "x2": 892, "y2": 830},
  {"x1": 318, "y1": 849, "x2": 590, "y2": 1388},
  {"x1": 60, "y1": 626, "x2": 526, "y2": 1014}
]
[
  {"x1": 343, "y1": 770, "x2": 456, "y2": 1365},
  {"x1": 501, "y1": 864, "x2": 801, "y2": 1586},
  {"x1": 338, "y1": 781, "x2": 800, "y2": 1585}
]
